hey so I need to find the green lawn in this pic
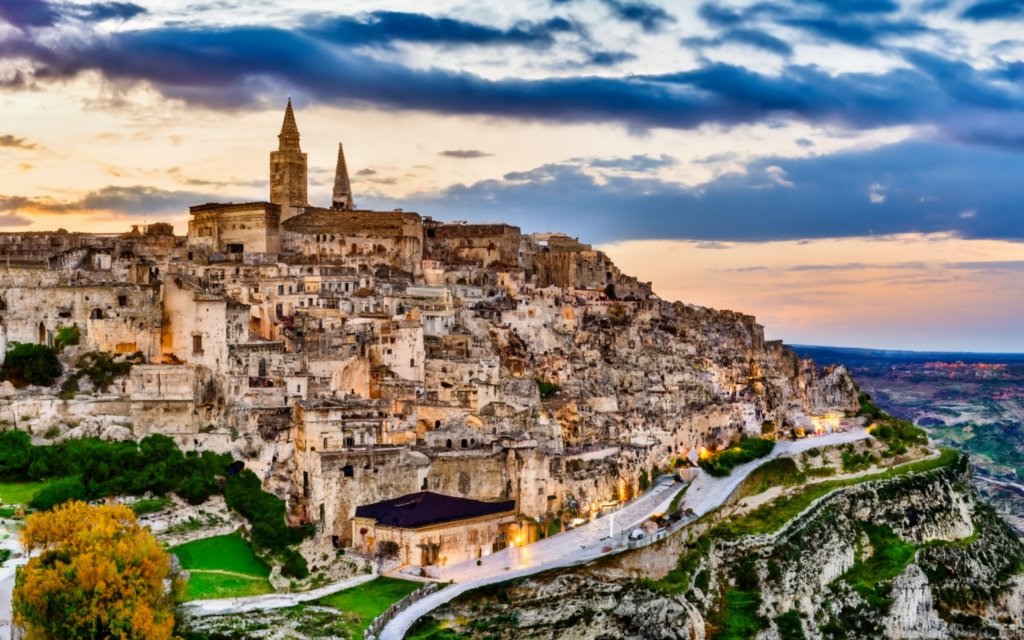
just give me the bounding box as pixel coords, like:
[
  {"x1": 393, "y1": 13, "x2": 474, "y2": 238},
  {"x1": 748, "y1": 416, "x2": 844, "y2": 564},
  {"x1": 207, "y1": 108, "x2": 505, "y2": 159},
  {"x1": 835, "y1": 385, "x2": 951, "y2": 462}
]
[
  {"x1": 180, "y1": 572, "x2": 274, "y2": 601},
  {"x1": 318, "y1": 577, "x2": 421, "y2": 635},
  {"x1": 172, "y1": 532, "x2": 274, "y2": 601},
  {"x1": 0, "y1": 480, "x2": 51, "y2": 506}
]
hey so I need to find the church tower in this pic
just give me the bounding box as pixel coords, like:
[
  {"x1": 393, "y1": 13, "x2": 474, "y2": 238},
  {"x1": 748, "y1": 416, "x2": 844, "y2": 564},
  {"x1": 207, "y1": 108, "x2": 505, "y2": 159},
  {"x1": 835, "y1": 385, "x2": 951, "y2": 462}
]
[
  {"x1": 269, "y1": 98, "x2": 308, "y2": 220},
  {"x1": 332, "y1": 142, "x2": 354, "y2": 210}
]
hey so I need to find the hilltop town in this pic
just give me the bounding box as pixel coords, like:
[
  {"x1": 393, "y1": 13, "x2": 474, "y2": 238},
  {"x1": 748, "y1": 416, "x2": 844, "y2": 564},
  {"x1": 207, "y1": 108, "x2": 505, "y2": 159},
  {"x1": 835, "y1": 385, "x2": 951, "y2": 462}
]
[{"x1": 0, "y1": 102, "x2": 859, "y2": 570}]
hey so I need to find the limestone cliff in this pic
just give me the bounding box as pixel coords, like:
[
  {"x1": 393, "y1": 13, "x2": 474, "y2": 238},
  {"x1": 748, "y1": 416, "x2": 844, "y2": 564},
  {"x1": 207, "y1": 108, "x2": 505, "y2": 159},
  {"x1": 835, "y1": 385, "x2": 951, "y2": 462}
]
[{"x1": 413, "y1": 453, "x2": 1024, "y2": 639}]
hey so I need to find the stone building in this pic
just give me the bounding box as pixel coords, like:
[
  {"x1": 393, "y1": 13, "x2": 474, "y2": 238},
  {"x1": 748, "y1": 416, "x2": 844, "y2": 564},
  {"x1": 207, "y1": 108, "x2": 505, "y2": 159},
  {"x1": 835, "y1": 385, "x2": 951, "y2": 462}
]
[{"x1": 352, "y1": 491, "x2": 516, "y2": 567}]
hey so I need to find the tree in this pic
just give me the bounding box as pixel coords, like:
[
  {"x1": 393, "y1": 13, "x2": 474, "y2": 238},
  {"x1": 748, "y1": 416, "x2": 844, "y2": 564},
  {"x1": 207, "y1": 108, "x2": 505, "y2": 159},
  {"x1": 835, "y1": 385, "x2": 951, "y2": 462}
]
[
  {"x1": 0, "y1": 343, "x2": 62, "y2": 388},
  {"x1": 13, "y1": 501, "x2": 179, "y2": 640}
]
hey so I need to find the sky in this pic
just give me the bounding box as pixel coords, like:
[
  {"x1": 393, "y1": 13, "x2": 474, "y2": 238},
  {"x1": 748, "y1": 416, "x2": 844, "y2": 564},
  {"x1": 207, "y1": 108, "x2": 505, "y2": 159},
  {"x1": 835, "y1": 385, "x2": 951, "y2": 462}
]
[{"x1": 1, "y1": 0, "x2": 1023, "y2": 352}]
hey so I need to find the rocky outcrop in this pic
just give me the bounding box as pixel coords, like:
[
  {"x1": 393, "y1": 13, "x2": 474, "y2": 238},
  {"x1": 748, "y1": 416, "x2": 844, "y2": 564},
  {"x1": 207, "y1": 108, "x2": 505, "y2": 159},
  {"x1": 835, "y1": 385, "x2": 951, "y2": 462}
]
[{"x1": 417, "y1": 454, "x2": 1024, "y2": 640}]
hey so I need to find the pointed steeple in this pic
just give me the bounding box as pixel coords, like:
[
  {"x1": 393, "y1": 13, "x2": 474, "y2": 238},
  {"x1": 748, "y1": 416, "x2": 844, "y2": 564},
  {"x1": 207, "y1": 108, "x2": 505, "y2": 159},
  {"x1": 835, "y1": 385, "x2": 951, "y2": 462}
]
[
  {"x1": 278, "y1": 98, "x2": 301, "y2": 151},
  {"x1": 332, "y1": 142, "x2": 353, "y2": 210}
]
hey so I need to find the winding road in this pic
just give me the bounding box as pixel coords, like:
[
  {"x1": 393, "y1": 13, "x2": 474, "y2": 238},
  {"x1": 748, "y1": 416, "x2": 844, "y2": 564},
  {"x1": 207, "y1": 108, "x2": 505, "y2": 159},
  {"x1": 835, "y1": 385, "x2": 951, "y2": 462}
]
[{"x1": 378, "y1": 428, "x2": 870, "y2": 640}]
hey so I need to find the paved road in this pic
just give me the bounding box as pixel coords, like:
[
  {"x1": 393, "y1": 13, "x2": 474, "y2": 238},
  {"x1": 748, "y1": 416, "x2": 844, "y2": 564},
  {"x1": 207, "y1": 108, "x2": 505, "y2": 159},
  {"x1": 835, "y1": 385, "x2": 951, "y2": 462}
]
[{"x1": 379, "y1": 428, "x2": 870, "y2": 640}]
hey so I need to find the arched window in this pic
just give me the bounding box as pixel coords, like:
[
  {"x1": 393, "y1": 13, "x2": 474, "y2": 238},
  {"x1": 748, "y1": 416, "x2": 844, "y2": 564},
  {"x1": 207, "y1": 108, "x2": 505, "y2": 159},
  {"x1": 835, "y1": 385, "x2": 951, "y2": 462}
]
[
  {"x1": 445, "y1": 439, "x2": 453, "y2": 449},
  {"x1": 460, "y1": 439, "x2": 468, "y2": 448},
  {"x1": 90, "y1": 308, "x2": 104, "y2": 320},
  {"x1": 434, "y1": 420, "x2": 441, "y2": 429},
  {"x1": 38, "y1": 321, "x2": 46, "y2": 345}
]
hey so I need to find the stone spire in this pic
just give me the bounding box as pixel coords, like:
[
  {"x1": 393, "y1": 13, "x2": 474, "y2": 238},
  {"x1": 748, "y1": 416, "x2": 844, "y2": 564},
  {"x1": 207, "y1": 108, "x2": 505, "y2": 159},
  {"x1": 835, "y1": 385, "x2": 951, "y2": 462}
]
[
  {"x1": 278, "y1": 97, "x2": 301, "y2": 151},
  {"x1": 270, "y1": 98, "x2": 308, "y2": 218},
  {"x1": 332, "y1": 142, "x2": 353, "y2": 210}
]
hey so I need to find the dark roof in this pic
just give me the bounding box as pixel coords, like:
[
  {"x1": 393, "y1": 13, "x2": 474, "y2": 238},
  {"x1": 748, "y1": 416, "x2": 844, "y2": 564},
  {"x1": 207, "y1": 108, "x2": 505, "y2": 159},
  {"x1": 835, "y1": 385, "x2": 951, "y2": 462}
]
[{"x1": 355, "y1": 491, "x2": 515, "y2": 529}]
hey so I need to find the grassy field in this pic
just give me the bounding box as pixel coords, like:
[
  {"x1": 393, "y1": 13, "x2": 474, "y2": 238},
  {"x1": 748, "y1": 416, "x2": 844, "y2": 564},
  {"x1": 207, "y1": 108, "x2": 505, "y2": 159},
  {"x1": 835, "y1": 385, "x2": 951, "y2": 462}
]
[
  {"x1": 0, "y1": 480, "x2": 51, "y2": 506},
  {"x1": 318, "y1": 577, "x2": 421, "y2": 635},
  {"x1": 172, "y1": 532, "x2": 274, "y2": 601}
]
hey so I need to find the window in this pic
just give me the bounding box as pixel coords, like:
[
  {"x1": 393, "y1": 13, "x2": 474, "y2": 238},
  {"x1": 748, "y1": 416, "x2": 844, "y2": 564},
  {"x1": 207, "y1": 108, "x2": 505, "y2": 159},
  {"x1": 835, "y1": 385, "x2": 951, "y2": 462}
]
[
  {"x1": 410, "y1": 358, "x2": 415, "y2": 368},
  {"x1": 90, "y1": 308, "x2": 104, "y2": 320},
  {"x1": 117, "y1": 295, "x2": 127, "y2": 307},
  {"x1": 344, "y1": 437, "x2": 355, "y2": 447},
  {"x1": 277, "y1": 285, "x2": 284, "y2": 295},
  {"x1": 323, "y1": 437, "x2": 328, "y2": 450},
  {"x1": 192, "y1": 334, "x2": 203, "y2": 353},
  {"x1": 342, "y1": 465, "x2": 354, "y2": 478},
  {"x1": 446, "y1": 439, "x2": 453, "y2": 448},
  {"x1": 461, "y1": 439, "x2": 468, "y2": 448}
]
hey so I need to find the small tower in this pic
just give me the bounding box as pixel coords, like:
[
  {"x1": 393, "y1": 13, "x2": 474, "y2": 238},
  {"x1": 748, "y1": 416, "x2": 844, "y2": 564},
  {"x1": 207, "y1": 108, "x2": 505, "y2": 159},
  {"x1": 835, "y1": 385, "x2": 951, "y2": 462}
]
[
  {"x1": 332, "y1": 142, "x2": 354, "y2": 210},
  {"x1": 269, "y1": 98, "x2": 308, "y2": 220}
]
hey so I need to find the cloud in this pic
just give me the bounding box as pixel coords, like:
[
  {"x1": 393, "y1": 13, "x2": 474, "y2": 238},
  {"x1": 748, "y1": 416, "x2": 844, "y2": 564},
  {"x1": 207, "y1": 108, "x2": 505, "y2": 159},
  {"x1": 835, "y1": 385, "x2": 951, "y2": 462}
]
[
  {"x1": 356, "y1": 168, "x2": 377, "y2": 176},
  {"x1": 0, "y1": 214, "x2": 32, "y2": 227},
  {"x1": 587, "y1": 50, "x2": 636, "y2": 66},
  {"x1": 0, "y1": 0, "x2": 145, "y2": 29},
  {"x1": 0, "y1": 135, "x2": 35, "y2": 149},
  {"x1": 439, "y1": 149, "x2": 492, "y2": 159},
  {"x1": 0, "y1": 186, "x2": 230, "y2": 217},
  {"x1": 302, "y1": 11, "x2": 577, "y2": 49},
  {"x1": 682, "y1": 28, "x2": 794, "y2": 56},
  {"x1": 364, "y1": 140, "x2": 1024, "y2": 243},
  {"x1": 586, "y1": 153, "x2": 676, "y2": 171},
  {"x1": 695, "y1": 0, "x2": 934, "y2": 49},
  {"x1": 961, "y1": 0, "x2": 1024, "y2": 21},
  {"x1": 599, "y1": 0, "x2": 675, "y2": 32},
  {"x1": 8, "y1": 24, "x2": 1024, "y2": 148}
]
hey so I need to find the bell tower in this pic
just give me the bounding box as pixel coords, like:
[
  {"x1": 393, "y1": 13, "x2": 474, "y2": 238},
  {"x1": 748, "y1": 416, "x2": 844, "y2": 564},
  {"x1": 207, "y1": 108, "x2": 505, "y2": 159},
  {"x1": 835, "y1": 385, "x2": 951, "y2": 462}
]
[
  {"x1": 332, "y1": 142, "x2": 354, "y2": 210},
  {"x1": 269, "y1": 98, "x2": 308, "y2": 220}
]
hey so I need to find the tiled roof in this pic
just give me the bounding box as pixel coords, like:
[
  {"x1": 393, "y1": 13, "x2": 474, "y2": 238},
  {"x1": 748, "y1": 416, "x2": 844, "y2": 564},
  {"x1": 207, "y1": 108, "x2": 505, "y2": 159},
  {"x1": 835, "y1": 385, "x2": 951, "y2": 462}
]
[{"x1": 355, "y1": 491, "x2": 515, "y2": 528}]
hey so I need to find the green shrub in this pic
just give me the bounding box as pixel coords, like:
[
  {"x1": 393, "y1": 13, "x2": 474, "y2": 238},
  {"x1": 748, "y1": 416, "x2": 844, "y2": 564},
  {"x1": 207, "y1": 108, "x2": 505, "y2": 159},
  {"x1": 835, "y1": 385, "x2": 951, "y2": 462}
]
[
  {"x1": 535, "y1": 379, "x2": 560, "y2": 399},
  {"x1": 699, "y1": 438, "x2": 776, "y2": 477},
  {"x1": 53, "y1": 325, "x2": 80, "y2": 351},
  {"x1": 30, "y1": 477, "x2": 86, "y2": 510},
  {"x1": 1, "y1": 343, "x2": 62, "y2": 388},
  {"x1": 281, "y1": 548, "x2": 310, "y2": 579},
  {"x1": 225, "y1": 471, "x2": 312, "y2": 551}
]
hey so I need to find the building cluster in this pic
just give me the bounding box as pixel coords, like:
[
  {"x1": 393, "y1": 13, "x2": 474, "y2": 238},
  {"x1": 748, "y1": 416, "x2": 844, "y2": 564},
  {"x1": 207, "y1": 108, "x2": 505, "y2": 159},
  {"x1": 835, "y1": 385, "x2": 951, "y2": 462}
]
[{"x1": 0, "y1": 102, "x2": 857, "y2": 569}]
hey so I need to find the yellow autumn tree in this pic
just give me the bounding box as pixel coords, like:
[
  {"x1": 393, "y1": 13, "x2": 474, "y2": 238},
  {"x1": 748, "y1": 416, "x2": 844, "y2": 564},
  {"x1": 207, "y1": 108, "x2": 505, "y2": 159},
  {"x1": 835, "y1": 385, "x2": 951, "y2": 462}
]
[{"x1": 12, "y1": 501, "x2": 180, "y2": 640}]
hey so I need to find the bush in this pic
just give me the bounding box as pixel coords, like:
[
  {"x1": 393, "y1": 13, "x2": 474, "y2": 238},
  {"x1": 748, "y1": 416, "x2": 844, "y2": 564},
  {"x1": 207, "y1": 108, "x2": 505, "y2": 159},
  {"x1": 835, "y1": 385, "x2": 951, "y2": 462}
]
[
  {"x1": 535, "y1": 379, "x2": 560, "y2": 399},
  {"x1": 280, "y1": 548, "x2": 309, "y2": 579},
  {"x1": 699, "y1": 438, "x2": 776, "y2": 477},
  {"x1": 225, "y1": 471, "x2": 311, "y2": 551},
  {"x1": 53, "y1": 325, "x2": 80, "y2": 352},
  {"x1": 30, "y1": 477, "x2": 87, "y2": 510},
  {"x1": 1, "y1": 343, "x2": 62, "y2": 388}
]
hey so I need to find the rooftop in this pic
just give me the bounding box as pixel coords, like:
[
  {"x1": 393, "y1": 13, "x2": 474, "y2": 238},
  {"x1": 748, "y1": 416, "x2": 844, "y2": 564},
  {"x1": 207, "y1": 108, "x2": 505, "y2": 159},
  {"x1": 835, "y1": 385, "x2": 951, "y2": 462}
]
[{"x1": 354, "y1": 491, "x2": 515, "y2": 528}]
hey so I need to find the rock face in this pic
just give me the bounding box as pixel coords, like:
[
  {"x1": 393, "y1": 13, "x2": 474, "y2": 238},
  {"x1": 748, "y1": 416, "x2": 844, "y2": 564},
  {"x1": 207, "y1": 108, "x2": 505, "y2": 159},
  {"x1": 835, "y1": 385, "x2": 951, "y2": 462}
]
[{"x1": 418, "y1": 456, "x2": 1024, "y2": 640}]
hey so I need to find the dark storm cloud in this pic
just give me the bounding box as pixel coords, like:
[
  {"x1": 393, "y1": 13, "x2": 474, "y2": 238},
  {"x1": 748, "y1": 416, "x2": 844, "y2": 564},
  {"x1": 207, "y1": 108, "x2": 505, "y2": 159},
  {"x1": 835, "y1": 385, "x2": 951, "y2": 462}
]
[
  {"x1": 961, "y1": 0, "x2": 1024, "y2": 20},
  {"x1": 6, "y1": 24, "x2": 1024, "y2": 147},
  {"x1": 364, "y1": 141, "x2": 1024, "y2": 243},
  {"x1": 599, "y1": 0, "x2": 675, "y2": 32},
  {"x1": 0, "y1": 0, "x2": 145, "y2": 29},
  {"x1": 302, "y1": 11, "x2": 577, "y2": 48}
]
